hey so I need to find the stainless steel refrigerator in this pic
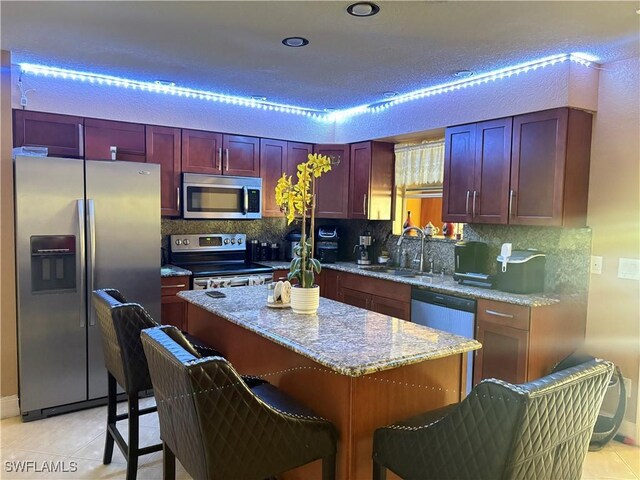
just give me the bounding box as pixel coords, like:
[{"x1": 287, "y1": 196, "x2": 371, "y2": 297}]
[{"x1": 14, "y1": 155, "x2": 160, "y2": 420}]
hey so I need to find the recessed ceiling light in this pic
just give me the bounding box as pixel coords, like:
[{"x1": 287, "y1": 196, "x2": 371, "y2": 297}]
[
  {"x1": 383, "y1": 91, "x2": 399, "y2": 98},
  {"x1": 154, "y1": 80, "x2": 176, "y2": 87},
  {"x1": 282, "y1": 37, "x2": 309, "y2": 48},
  {"x1": 453, "y1": 70, "x2": 474, "y2": 78},
  {"x1": 347, "y1": 2, "x2": 380, "y2": 17},
  {"x1": 251, "y1": 95, "x2": 267, "y2": 101}
]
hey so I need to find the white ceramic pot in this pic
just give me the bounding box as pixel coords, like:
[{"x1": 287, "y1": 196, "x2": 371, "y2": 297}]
[{"x1": 290, "y1": 285, "x2": 320, "y2": 314}]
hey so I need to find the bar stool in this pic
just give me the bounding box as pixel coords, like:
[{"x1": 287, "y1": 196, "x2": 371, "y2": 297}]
[{"x1": 92, "y1": 288, "x2": 222, "y2": 480}]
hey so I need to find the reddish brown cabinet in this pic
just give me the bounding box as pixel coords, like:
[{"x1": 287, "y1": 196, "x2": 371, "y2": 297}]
[
  {"x1": 313, "y1": 144, "x2": 350, "y2": 219},
  {"x1": 13, "y1": 110, "x2": 84, "y2": 158},
  {"x1": 442, "y1": 118, "x2": 512, "y2": 224},
  {"x1": 161, "y1": 275, "x2": 190, "y2": 330},
  {"x1": 286, "y1": 142, "x2": 313, "y2": 178},
  {"x1": 84, "y1": 118, "x2": 146, "y2": 162},
  {"x1": 348, "y1": 141, "x2": 394, "y2": 220},
  {"x1": 260, "y1": 139, "x2": 288, "y2": 217},
  {"x1": 182, "y1": 129, "x2": 223, "y2": 174},
  {"x1": 443, "y1": 108, "x2": 592, "y2": 227},
  {"x1": 146, "y1": 126, "x2": 182, "y2": 216},
  {"x1": 222, "y1": 134, "x2": 260, "y2": 177},
  {"x1": 510, "y1": 108, "x2": 592, "y2": 227}
]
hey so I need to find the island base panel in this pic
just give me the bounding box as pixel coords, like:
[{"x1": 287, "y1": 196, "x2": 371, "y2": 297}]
[{"x1": 187, "y1": 303, "x2": 465, "y2": 480}]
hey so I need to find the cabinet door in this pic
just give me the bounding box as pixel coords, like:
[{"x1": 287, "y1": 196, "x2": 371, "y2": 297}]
[
  {"x1": 146, "y1": 126, "x2": 182, "y2": 216},
  {"x1": 14, "y1": 110, "x2": 84, "y2": 158},
  {"x1": 260, "y1": 139, "x2": 288, "y2": 217},
  {"x1": 313, "y1": 144, "x2": 350, "y2": 218},
  {"x1": 474, "y1": 321, "x2": 529, "y2": 385},
  {"x1": 85, "y1": 118, "x2": 145, "y2": 162},
  {"x1": 442, "y1": 124, "x2": 476, "y2": 222},
  {"x1": 510, "y1": 108, "x2": 568, "y2": 226},
  {"x1": 223, "y1": 135, "x2": 260, "y2": 177},
  {"x1": 349, "y1": 142, "x2": 372, "y2": 219},
  {"x1": 370, "y1": 295, "x2": 410, "y2": 321},
  {"x1": 472, "y1": 118, "x2": 512, "y2": 224},
  {"x1": 161, "y1": 298, "x2": 186, "y2": 331},
  {"x1": 286, "y1": 142, "x2": 312, "y2": 178},
  {"x1": 182, "y1": 129, "x2": 223, "y2": 175},
  {"x1": 322, "y1": 270, "x2": 339, "y2": 301},
  {"x1": 338, "y1": 287, "x2": 371, "y2": 310}
]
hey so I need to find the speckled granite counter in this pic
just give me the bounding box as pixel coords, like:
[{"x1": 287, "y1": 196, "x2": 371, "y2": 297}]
[
  {"x1": 261, "y1": 261, "x2": 560, "y2": 307},
  {"x1": 179, "y1": 286, "x2": 480, "y2": 377},
  {"x1": 161, "y1": 264, "x2": 192, "y2": 277}
]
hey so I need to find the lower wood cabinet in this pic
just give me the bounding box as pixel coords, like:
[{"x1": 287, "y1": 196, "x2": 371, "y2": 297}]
[
  {"x1": 160, "y1": 275, "x2": 190, "y2": 330},
  {"x1": 474, "y1": 298, "x2": 586, "y2": 384}
]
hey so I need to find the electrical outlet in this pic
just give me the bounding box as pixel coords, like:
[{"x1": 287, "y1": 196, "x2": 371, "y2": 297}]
[
  {"x1": 618, "y1": 258, "x2": 640, "y2": 280},
  {"x1": 623, "y1": 377, "x2": 632, "y2": 399},
  {"x1": 590, "y1": 256, "x2": 603, "y2": 275}
]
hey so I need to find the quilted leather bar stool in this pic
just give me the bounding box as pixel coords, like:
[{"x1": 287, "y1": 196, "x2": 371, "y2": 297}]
[
  {"x1": 372, "y1": 358, "x2": 613, "y2": 480},
  {"x1": 141, "y1": 325, "x2": 338, "y2": 480},
  {"x1": 92, "y1": 289, "x2": 222, "y2": 480}
]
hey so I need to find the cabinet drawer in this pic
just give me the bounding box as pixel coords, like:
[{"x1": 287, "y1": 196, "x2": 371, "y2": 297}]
[
  {"x1": 338, "y1": 271, "x2": 411, "y2": 302},
  {"x1": 161, "y1": 275, "x2": 190, "y2": 296},
  {"x1": 477, "y1": 299, "x2": 530, "y2": 330}
]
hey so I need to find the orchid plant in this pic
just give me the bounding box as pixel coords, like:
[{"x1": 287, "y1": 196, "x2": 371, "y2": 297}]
[{"x1": 275, "y1": 153, "x2": 332, "y2": 288}]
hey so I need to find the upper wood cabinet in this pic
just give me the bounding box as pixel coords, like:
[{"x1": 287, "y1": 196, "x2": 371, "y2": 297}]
[
  {"x1": 510, "y1": 108, "x2": 592, "y2": 227},
  {"x1": 182, "y1": 129, "x2": 223, "y2": 174},
  {"x1": 13, "y1": 110, "x2": 84, "y2": 158},
  {"x1": 313, "y1": 144, "x2": 350, "y2": 219},
  {"x1": 443, "y1": 108, "x2": 592, "y2": 227},
  {"x1": 348, "y1": 141, "x2": 394, "y2": 220},
  {"x1": 260, "y1": 138, "x2": 288, "y2": 217},
  {"x1": 286, "y1": 142, "x2": 313, "y2": 178},
  {"x1": 222, "y1": 134, "x2": 260, "y2": 177},
  {"x1": 84, "y1": 118, "x2": 146, "y2": 162},
  {"x1": 146, "y1": 126, "x2": 182, "y2": 217}
]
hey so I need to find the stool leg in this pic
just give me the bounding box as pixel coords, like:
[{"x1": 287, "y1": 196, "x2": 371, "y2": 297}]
[
  {"x1": 126, "y1": 394, "x2": 140, "y2": 480},
  {"x1": 322, "y1": 453, "x2": 336, "y2": 480},
  {"x1": 373, "y1": 459, "x2": 387, "y2": 480},
  {"x1": 162, "y1": 442, "x2": 176, "y2": 480},
  {"x1": 103, "y1": 373, "x2": 117, "y2": 464}
]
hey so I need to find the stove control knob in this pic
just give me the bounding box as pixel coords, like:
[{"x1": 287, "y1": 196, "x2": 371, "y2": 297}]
[
  {"x1": 224, "y1": 238, "x2": 230, "y2": 245},
  {"x1": 183, "y1": 239, "x2": 190, "y2": 245},
  {"x1": 175, "y1": 239, "x2": 182, "y2": 245},
  {"x1": 237, "y1": 238, "x2": 243, "y2": 245},
  {"x1": 231, "y1": 238, "x2": 236, "y2": 245}
]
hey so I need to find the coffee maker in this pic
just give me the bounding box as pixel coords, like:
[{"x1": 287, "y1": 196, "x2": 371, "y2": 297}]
[
  {"x1": 316, "y1": 226, "x2": 339, "y2": 264},
  {"x1": 354, "y1": 231, "x2": 373, "y2": 265}
]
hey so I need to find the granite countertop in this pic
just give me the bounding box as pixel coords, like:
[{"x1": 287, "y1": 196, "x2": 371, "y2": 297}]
[
  {"x1": 178, "y1": 286, "x2": 480, "y2": 377},
  {"x1": 260, "y1": 261, "x2": 560, "y2": 307},
  {"x1": 161, "y1": 264, "x2": 192, "y2": 277}
]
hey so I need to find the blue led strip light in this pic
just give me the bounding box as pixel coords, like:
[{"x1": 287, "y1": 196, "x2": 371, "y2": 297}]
[{"x1": 19, "y1": 54, "x2": 594, "y2": 122}]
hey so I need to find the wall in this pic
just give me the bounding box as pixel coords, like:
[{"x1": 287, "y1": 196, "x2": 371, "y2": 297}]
[
  {"x1": 1, "y1": 50, "x2": 19, "y2": 415},
  {"x1": 585, "y1": 56, "x2": 640, "y2": 438}
]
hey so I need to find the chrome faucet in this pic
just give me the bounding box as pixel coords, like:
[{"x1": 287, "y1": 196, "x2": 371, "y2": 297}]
[{"x1": 396, "y1": 226, "x2": 426, "y2": 272}]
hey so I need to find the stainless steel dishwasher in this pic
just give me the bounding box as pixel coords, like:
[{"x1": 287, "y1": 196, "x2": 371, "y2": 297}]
[{"x1": 411, "y1": 288, "x2": 476, "y2": 396}]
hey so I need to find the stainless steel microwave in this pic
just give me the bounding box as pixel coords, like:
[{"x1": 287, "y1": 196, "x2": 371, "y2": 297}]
[{"x1": 182, "y1": 173, "x2": 262, "y2": 219}]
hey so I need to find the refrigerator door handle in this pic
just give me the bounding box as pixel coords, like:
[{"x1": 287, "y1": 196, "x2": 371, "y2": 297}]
[
  {"x1": 77, "y1": 199, "x2": 86, "y2": 328},
  {"x1": 87, "y1": 198, "x2": 97, "y2": 326}
]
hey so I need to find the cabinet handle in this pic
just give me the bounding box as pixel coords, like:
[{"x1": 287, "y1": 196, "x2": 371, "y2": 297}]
[
  {"x1": 110, "y1": 145, "x2": 117, "y2": 161},
  {"x1": 176, "y1": 187, "x2": 181, "y2": 213},
  {"x1": 485, "y1": 309, "x2": 514, "y2": 319},
  {"x1": 162, "y1": 284, "x2": 186, "y2": 289},
  {"x1": 465, "y1": 191, "x2": 470, "y2": 215},
  {"x1": 225, "y1": 148, "x2": 229, "y2": 171},
  {"x1": 217, "y1": 147, "x2": 222, "y2": 171},
  {"x1": 363, "y1": 193, "x2": 367, "y2": 216},
  {"x1": 78, "y1": 124, "x2": 84, "y2": 157},
  {"x1": 472, "y1": 191, "x2": 477, "y2": 218},
  {"x1": 509, "y1": 190, "x2": 515, "y2": 217}
]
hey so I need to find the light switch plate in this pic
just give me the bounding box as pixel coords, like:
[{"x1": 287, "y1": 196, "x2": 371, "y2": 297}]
[
  {"x1": 618, "y1": 258, "x2": 640, "y2": 280},
  {"x1": 590, "y1": 256, "x2": 603, "y2": 275}
]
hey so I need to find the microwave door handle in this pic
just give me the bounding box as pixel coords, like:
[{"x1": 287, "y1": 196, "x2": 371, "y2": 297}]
[{"x1": 242, "y1": 186, "x2": 248, "y2": 215}]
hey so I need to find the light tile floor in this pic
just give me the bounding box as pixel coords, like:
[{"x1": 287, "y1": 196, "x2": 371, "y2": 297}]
[{"x1": 1, "y1": 398, "x2": 638, "y2": 479}]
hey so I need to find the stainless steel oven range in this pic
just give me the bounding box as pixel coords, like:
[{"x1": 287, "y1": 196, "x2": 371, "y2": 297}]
[{"x1": 169, "y1": 233, "x2": 273, "y2": 289}]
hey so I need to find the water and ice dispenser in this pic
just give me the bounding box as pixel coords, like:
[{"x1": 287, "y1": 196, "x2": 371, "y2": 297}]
[{"x1": 30, "y1": 235, "x2": 76, "y2": 292}]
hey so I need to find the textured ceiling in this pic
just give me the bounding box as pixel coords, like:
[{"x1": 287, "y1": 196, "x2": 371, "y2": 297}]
[{"x1": 1, "y1": 1, "x2": 638, "y2": 110}]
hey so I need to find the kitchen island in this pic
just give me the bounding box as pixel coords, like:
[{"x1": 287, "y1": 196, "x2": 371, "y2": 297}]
[{"x1": 179, "y1": 286, "x2": 481, "y2": 480}]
